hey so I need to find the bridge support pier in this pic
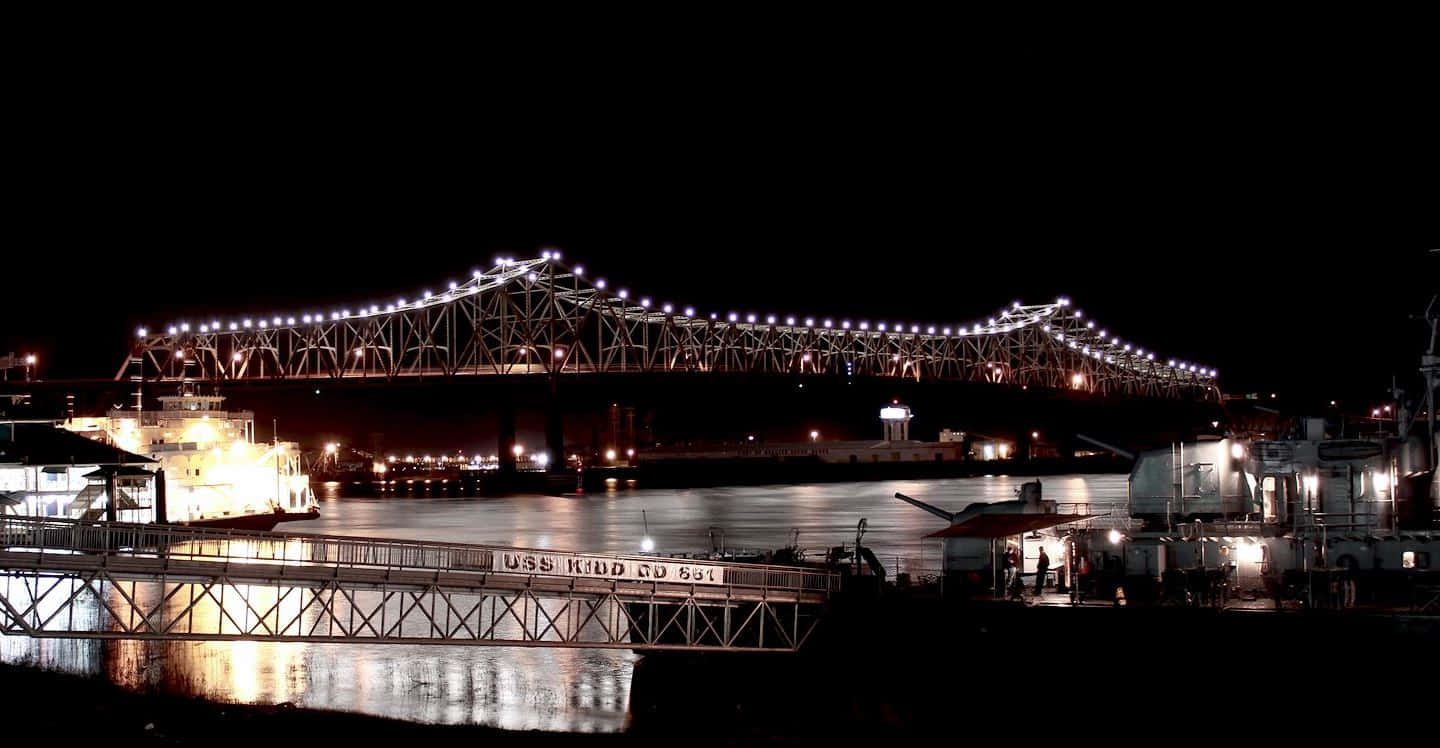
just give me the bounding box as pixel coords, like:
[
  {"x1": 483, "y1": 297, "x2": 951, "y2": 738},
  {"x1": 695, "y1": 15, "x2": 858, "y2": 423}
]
[
  {"x1": 546, "y1": 375, "x2": 565, "y2": 472},
  {"x1": 498, "y1": 400, "x2": 517, "y2": 474}
]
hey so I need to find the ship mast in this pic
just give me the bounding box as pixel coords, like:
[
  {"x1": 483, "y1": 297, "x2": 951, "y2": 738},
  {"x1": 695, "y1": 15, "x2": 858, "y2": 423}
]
[{"x1": 1421, "y1": 293, "x2": 1438, "y2": 470}]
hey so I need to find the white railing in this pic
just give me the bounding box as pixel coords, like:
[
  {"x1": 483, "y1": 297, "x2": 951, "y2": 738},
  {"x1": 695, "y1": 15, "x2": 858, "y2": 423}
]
[{"x1": 0, "y1": 514, "x2": 838, "y2": 593}]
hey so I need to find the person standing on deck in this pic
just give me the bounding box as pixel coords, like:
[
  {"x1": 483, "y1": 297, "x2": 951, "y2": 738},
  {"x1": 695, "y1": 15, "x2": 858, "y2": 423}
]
[{"x1": 1034, "y1": 547, "x2": 1050, "y2": 596}]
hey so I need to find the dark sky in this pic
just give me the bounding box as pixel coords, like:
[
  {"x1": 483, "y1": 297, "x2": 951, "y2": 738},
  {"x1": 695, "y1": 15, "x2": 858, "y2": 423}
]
[{"x1": 5, "y1": 24, "x2": 1436, "y2": 405}]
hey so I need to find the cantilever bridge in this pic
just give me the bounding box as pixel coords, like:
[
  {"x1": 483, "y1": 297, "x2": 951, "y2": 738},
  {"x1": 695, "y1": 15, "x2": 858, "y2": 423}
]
[{"x1": 120, "y1": 254, "x2": 1219, "y2": 401}]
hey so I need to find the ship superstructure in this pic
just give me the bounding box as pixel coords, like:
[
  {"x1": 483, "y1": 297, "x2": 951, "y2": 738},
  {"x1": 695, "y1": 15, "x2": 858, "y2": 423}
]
[{"x1": 65, "y1": 383, "x2": 316, "y2": 529}]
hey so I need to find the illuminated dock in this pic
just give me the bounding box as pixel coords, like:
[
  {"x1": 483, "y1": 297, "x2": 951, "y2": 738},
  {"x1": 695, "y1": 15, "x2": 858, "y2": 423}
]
[{"x1": 0, "y1": 516, "x2": 835, "y2": 652}]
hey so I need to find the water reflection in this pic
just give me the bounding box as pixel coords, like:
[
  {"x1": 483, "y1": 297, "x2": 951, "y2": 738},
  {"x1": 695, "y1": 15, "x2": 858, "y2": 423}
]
[{"x1": 3, "y1": 473, "x2": 1122, "y2": 732}]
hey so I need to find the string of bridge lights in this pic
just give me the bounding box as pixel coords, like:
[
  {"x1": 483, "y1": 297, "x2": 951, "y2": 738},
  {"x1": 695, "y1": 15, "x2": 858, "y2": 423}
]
[{"x1": 138, "y1": 251, "x2": 1216, "y2": 380}]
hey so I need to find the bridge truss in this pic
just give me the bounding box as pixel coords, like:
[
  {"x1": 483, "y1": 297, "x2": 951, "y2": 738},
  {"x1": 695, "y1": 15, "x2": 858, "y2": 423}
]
[
  {"x1": 0, "y1": 517, "x2": 833, "y2": 652},
  {"x1": 121, "y1": 254, "x2": 1219, "y2": 400}
]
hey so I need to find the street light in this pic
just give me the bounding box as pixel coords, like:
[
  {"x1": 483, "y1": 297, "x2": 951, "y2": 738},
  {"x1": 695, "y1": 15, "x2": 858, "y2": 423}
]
[{"x1": 810, "y1": 430, "x2": 820, "y2": 441}]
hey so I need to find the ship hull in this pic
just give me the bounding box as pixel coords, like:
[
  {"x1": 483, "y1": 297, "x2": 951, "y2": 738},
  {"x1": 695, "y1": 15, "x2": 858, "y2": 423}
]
[{"x1": 171, "y1": 510, "x2": 320, "y2": 532}]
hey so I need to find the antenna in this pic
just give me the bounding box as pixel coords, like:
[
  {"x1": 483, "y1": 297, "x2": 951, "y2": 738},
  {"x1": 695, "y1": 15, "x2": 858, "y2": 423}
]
[{"x1": 640, "y1": 510, "x2": 654, "y2": 553}]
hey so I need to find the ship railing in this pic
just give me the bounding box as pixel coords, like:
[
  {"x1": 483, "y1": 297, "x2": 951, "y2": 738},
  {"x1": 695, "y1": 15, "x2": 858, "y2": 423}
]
[
  {"x1": 0, "y1": 514, "x2": 839, "y2": 594},
  {"x1": 1051, "y1": 501, "x2": 1142, "y2": 531}
]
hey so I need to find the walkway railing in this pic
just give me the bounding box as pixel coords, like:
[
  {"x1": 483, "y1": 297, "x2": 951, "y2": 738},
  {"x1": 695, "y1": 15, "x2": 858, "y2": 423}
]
[{"x1": 0, "y1": 515, "x2": 838, "y2": 593}]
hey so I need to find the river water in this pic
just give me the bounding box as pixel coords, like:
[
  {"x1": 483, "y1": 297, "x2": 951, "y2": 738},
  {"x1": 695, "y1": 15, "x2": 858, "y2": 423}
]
[{"x1": 1, "y1": 473, "x2": 1124, "y2": 733}]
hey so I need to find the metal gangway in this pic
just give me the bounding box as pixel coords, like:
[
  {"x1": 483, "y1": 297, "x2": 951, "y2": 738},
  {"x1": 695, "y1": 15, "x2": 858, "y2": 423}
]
[{"x1": 0, "y1": 516, "x2": 837, "y2": 653}]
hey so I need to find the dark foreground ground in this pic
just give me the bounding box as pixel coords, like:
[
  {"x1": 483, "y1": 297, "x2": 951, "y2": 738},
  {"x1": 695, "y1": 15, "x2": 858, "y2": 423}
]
[
  {"x1": 0, "y1": 663, "x2": 631, "y2": 745},
  {"x1": 6, "y1": 603, "x2": 1438, "y2": 745}
]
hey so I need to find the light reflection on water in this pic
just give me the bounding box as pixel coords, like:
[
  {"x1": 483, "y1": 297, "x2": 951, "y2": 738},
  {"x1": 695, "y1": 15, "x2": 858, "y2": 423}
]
[{"x1": 1, "y1": 473, "x2": 1122, "y2": 732}]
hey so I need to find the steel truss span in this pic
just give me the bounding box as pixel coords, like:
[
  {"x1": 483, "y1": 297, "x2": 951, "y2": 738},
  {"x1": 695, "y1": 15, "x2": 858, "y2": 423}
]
[
  {"x1": 122, "y1": 255, "x2": 1219, "y2": 400},
  {"x1": 0, "y1": 517, "x2": 831, "y2": 652}
]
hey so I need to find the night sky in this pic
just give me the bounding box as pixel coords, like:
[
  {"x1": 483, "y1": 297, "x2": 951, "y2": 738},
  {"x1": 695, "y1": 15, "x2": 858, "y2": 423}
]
[{"x1": 5, "y1": 27, "x2": 1435, "y2": 435}]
